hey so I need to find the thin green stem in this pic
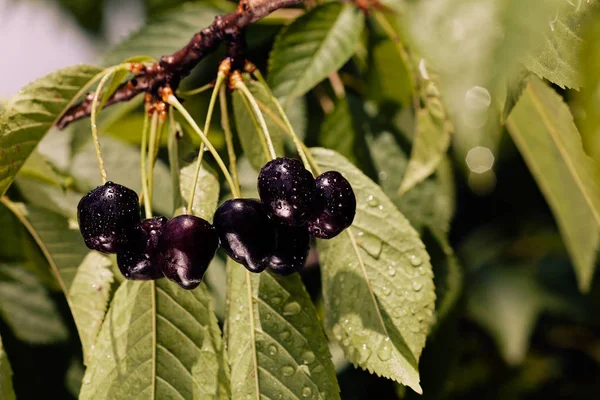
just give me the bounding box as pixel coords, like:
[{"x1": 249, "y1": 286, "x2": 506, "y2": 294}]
[
  {"x1": 188, "y1": 72, "x2": 225, "y2": 213},
  {"x1": 235, "y1": 80, "x2": 277, "y2": 161},
  {"x1": 167, "y1": 95, "x2": 240, "y2": 198},
  {"x1": 90, "y1": 72, "x2": 114, "y2": 184},
  {"x1": 147, "y1": 111, "x2": 159, "y2": 215},
  {"x1": 220, "y1": 85, "x2": 239, "y2": 189},
  {"x1": 178, "y1": 83, "x2": 213, "y2": 97},
  {"x1": 140, "y1": 111, "x2": 152, "y2": 218},
  {"x1": 253, "y1": 71, "x2": 313, "y2": 174}
]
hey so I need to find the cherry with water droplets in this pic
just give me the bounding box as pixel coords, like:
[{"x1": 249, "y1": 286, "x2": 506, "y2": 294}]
[
  {"x1": 213, "y1": 199, "x2": 277, "y2": 273},
  {"x1": 258, "y1": 157, "x2": 316, "y2": 226},
  {"x1": 268, "y1": 225, "x2": 310, "y2": 276},
  {"x1": 77, "y1": 181, "x2": 140, "y2": 253},
  {"x1": 117, "y1": 216, "x2": 167, "y2": 280},
  {"x1": 308, "y1": 171, "x2": 356, "y2": 239},
  {"x1": 158, "y1": 215, "x2": 218, "y2": 290}
]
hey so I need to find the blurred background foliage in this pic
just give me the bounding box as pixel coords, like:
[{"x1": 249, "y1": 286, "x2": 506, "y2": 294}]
[{"x1": 1, "y1": 0, "x2": 600, "y2": 399}]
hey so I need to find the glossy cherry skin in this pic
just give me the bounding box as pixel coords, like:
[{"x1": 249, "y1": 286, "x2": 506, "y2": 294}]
[
  {"x1": 117, "y1": 216, "x2": 167, "y2": 280},
  {"x1": 77, "y1": 181, "x2": 140, "y2": 253},
  {"x1": 258, "y1": 157, "x2": 316, "y2": 226},
  {"x1": 268, "y1": 225, "x2": 310, "y2": 276},
  {"x1": 213, "y1": 199, "x2": 277, "y2": 273},
  {"x1": 307, "y1": 171, "x2": 356, "y2": 239},
  {"x1": 158, "y1": 215, "x2": 218, "y2": 290}
]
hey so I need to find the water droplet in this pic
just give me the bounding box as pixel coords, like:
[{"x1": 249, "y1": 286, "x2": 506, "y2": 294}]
[
  {"x1": 280, "y1": 365, "x2": 295, "y2": 377},
  {"x1": 366, "y1": 195, "x2": 378, "y2": 207},
  {"x1": 412, "y1": 281, "x2": 423, "y2": 292},
  {"x1": 388, "y1": 265, "x2": 396, "y2": 276},
  {"x1": 377, "y1": 337, "x2": 392, "y2": 361},
  {"x1": 302, "y1": 387, "x2": 313, "y2": 398},
  {"x1": 357, "y1": 233, "x2": 383, "y2": 259},
  {"x1": 313, "y1": 365, "x2": 325, "y2": 373},
  {"x1": 283, "y1": 301, "x2": 301, "y2": 316},
  {"x1": 357, "y1": 343, "x2": 372, "y2": 363},
  {"x1": 271, "y1": 296, "x2": 282, "y2": 305},
  {"x1": 268, "y1": 345, "x2": 278, "y2": 356},
  {"x1": 279, "y1": 330, "x2": 291, "y2": 341},
  {"x1": 382, "y1": 285, "x2": 391, "y2": 296},
  {"x1": 409, "y1": 254, "x2": 422, "y2": 267},
  {"x1": 302, "y1": 350, "x2": 316, "y2": 364}
]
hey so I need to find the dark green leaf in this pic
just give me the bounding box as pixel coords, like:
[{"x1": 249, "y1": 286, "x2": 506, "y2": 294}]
[
  {"x1": 506, "y1": 76, "x2": 600, "y2": 292},
  {"x1": 312, "y1": 148, "x2": 435, "y2": 393},
  {"x1": 268, "y1": 3, "x2": 365, "y2": 103},
  {"x1": 0, "y1": 65, "x2": 103, "y2": 196},
  {"x1": 0, "y1": 262, "x2": 69, "y2": 344},
  {"x1": 226, "y1": 263, "x2": 340, "y2": 399},
  {"x1": 103, "y1": 3, "x2": 230, "y2": 65}
]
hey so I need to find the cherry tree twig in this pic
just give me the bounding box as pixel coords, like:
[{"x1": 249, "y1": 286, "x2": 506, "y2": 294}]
[{"x1": 57, "y1": 0, "x2": 304, "y2": 129}]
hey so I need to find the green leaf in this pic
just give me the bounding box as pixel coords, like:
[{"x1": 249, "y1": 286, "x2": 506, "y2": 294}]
[
  {"x1": 15, "y1": 176, "x2": 81, "y2": 219},
  {"x1": 575, "y1": 10, "x2": 600, "y2": 162},
  {"x1": 80, "y1": 279, "x2": 230, "y2": 399},
  {"x1": 0, "y1": 65, "x2": 103, "y2": 196},
  {"x1": 69, "y1": 252, "x2": 114, "y2": 365},
  {"x1": 268, "y1": 3, "x2": 365, "y2": 103},
  {"x1": 225, "y1": 263, "x2": 340, "y2": 399},
  {"x1": 506, "y1": 76, "x2": 600, "y2": 292},
  {"x1": 0, "y1": 262, "x2": 69, "y2": 344},
  {"x1": 467, "y1": 266, "x2": 563, "y2": 365},
  {"x1": 0, "y1": 335, "x2": 16, "y2": 400},
  {"x1": 176, "y1": 161, "x2": 220, "y2": 220},
  {"x1": 232, "y1": 78, "x2": 286, "y2": 171},
  {"x1": 103, "y1": 3, "x2": 230, "y2": 65},
  {"x1": 525, "y1": 0, "x2": 600, "y2": 89},
  {"x1": 428, "y1": 231, "x2": 462, "y2": 324},
  {"x1": 398, "y1": 98, "x2": 452, "y2": 195},
  {"x1": 311, "y1": 148, "x2": 435, "y2": 393},
  {"x1": 70, "y1": 135, "x2": 173, "y2": 217},
  {"x1": 502, "y1": 67, "x2": 530, "y2": 123}
]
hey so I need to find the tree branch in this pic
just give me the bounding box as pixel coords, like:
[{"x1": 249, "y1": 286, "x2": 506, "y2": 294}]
[{"x1": 57, "y1": 0, "x2": 304, "y2": 130}]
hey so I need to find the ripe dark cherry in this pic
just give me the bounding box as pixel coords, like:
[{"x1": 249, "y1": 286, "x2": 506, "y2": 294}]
[
  {"x1": 213, "y1": 199, "x2": 277, "y2": 273},
  {"x1": 258, "y1": 157, "x2": 316, "y2": 226},
  {"x1": 77, "y1": 181, "x2": 140, "y2": 253},
  {"x1": 158, "y1": 215, "x2": 219, "y2": 290},
  {"x1": 307, "y1": 171, "x2": 356, "y2": 239},
  {"x1": 268, "y1": 225, "x2": 310, "y2": 276},
  {"x1": 117, "y1": 216, "x2": 167, "y2": 280}
]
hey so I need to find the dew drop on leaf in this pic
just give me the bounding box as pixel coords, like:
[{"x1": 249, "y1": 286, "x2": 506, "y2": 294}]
[
  {"x1": 283, "y1": 301, "x2": 302, "y2": 316},
  {"x1": 280, "y1": 365, "x2": 295, "y2": 377},
  {"x1": 268, "y1": 345, "x2": 278, "y2": 356},
  {"x1": 408, "y1": 254, "x2": 423, "y2": 266},
  {"x1": 279, "y1": 329, "x2": 291, "y2": 341},
  {"x1": 302, "y1": 350, "x2": 316, "y2": 364},
  {"x1": 302, "y1": 387, "x2": 313, "y2": 398},
  {"x1": 366, "y1": 194, "x2": 378, "y2": 207},
  {"x1": 412, "y1": 281, "x2": 423, "y2": 292},
  {"x1": 376, "y1": 337, "x2": 392, "y2": 361}
]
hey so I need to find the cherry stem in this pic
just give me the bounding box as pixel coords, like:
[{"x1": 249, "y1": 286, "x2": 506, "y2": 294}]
[
  {"x1": 146, "y1": 111, "x2": 160, "y2": 218},
  {"x1": 90, "y1": 66, "x2": 126, "y2": 184},
  {"x1": 167, "y1": 94, "x2": 240, "y2": 199},
  {"x1": 220, "y1": 85, "x2": 240, "y2": 191},
  {"x1": 188, "y1": 71, "x2": 225, "y2": 213},
  {"x1": 140, "y1": 110, "x2": 153, "y2": 219},
  {"x1": 252, "y1": 70, "x2": 314, "y2": 174},
  {"x1": 235, "y1": 79, "x2": 277, "y2": 161},
  {"x1": 178, "y1": 83, "x2": 214, "y2": 97}
]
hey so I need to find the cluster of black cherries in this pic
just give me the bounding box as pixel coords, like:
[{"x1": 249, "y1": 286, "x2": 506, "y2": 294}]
[{"x1": 77, "y1": 158, "x2": 356, "y2": 290}]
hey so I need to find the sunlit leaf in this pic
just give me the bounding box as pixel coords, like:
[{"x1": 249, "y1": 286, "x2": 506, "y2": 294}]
[
  {"x1": 0, "y1": 335, "x2": 16, "y2": 400},
  {"x1": 232, "y1": 78, "x2": 285, "y2": 171},
  {"x1": 103, "y1": 3, "x2": 230, "y2": 65},
  {"x1": 226, "y1": 263, "x2": 340, "y2": 399},
  {"x1": 80, "y1": 280, "x2": 230, "y2": 399},
  {"x1": 311, "y1": 148, "x2": 435, "y2": 394},
  {"x1": 506, "y1": 76, "x2": 600, "y2": 291},
  {"x1": 0, "y1": 65, "x2": 103, "y2": 196},
  {"x1": 268, "y1": 3, "x2": 365, "y2": 103},
  {"x1": 69, "y1": 252, "x2": 114, "y2": 365},
  {"x1": 0, "y1": 262, "x2": 69, "y2": 344},
  {"x1": 525, "y1": 0, "x2": 599, "y2": 89}
]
